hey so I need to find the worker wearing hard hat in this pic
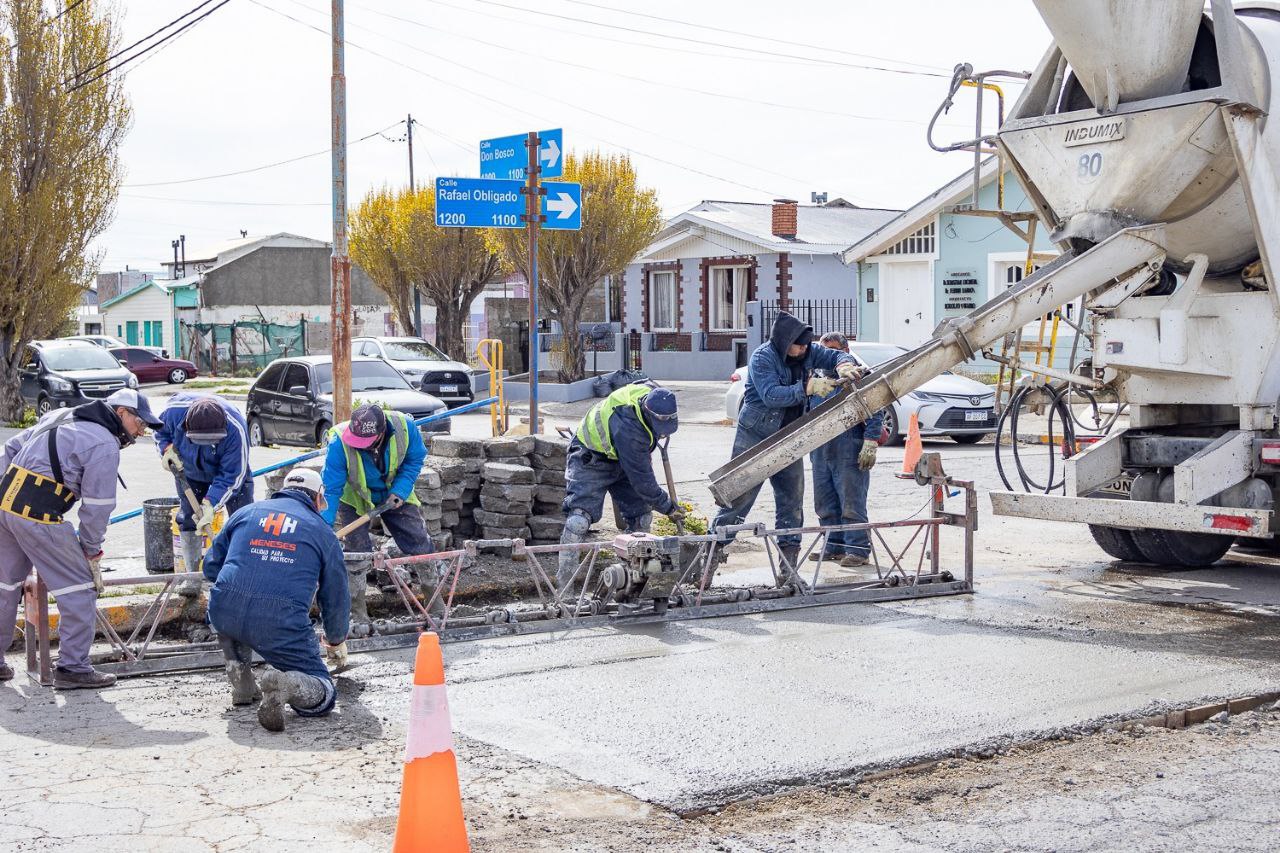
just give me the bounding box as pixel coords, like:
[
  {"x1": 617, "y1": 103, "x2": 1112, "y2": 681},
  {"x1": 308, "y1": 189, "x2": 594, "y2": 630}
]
[
  {"x1": 711, "y1": 311, "x2": 861, "y2": 573},
  {"x1": 203, "y1": 467, "x2": 349, "y2": 731},
  {"x1": 809, "y1": 332, "x2": 884, "y2": 567},
  {"x1": 155, "y1": 393, "x2": 253, "y2": 594},
  {"x1": 0, "y1": 389, "x2": 159, "y2": 689},
  {"x1": 558, "y1": 383, "x2": 683, "y2": 588},
  {"x1": 320, "y1": 403, "x2": 431, "y2": 555}
]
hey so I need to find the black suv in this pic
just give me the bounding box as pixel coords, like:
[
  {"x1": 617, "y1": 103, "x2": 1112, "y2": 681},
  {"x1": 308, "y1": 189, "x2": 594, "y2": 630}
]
[
  {"x1": 245, "y1": 355, "x2": 452, "y2": 448},
  {"x1": 21, "y1": 340, "x2": 139, "y2": 415}
]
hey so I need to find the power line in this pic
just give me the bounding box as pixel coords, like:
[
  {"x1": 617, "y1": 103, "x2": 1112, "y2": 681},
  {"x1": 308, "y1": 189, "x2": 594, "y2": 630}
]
[
  {"x1": 555, "y1": 0, "x2": 949, "y2": 73},
  {"x1": 447, "y1": 0, "x2": 950, "y2": 78},
  {"x1": 67, "y1": 0, "x2": 232, "y2": 92},
  {"x1": 122, "y1": 193, "x2": 329, "y2": 207},
  {"x1": 71, "y1": 0, "x2": 221, "y2": 80}
]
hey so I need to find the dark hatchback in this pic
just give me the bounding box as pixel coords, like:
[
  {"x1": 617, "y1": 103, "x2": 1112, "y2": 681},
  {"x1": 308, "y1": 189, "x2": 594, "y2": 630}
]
[
  {"x1": 21, "y1": 340, "x2": 138, "y2": 415},
  {"x1": 245, "y1": 356, "x2": 451, "y2": 448}
]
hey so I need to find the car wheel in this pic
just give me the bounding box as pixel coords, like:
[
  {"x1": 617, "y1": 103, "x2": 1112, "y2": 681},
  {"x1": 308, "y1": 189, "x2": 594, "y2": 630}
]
[
  {"x1": 36, "y1": 395, "x2": 52, "y2": 416},
  {"x1": 168, "y1": 368, "x2": 188, "y2": 384},
  {"x1": 248, "y1": 416, "x2": 268, "y2": 448},
  {"x1": 881, "y1": 406, "x2": 903, "y2": 446},
  {"x1": 315, "y1": 419, "x2": 332, "y2": 448},
  {"x1": 950, "y1": 433, "x2": 985, "y2": 445}
]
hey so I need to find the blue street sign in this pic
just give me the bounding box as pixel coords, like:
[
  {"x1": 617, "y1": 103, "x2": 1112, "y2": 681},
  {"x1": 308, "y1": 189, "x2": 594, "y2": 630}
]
[
  {"x1": 479, "y1": 128, "x2": 563, "y2": 180},
  {"x1": 435, "y1": 177, "x2": 582, "y2": 231},
  {"x1": 540, "y1": 180, "x2": 581, "y2": 231}
]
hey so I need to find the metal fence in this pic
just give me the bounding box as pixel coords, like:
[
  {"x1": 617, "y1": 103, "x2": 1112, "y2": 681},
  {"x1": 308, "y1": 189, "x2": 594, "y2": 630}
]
[
  {"x1": 761, "y1": 299, "x2": 858, "y2": 341},
  {"x1": 181, "y1": 319, "x2": 307, "y2": 375}
]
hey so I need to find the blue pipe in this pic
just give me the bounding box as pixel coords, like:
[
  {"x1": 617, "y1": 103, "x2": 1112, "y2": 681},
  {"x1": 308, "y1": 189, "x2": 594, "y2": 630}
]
[{"x1": 108, "y1": 395, "x2": 500, "y2": 525}]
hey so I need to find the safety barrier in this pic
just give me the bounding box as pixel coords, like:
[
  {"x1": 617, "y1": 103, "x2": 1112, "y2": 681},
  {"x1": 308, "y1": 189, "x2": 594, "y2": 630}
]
[{"x1": 107, "y1": 395, "x2": 500, "y2": 525}]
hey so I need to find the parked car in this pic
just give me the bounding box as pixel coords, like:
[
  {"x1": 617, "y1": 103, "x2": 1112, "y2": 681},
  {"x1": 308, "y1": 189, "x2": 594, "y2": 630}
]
[
  {"x1": 20, "y1": 340, "x2": 138, "y2": 416},
  {"x1": 109, "y1": 347, "x2": 198, "y2": 385},
  {"x1": 352, "y1": 336, "x2": 473, "y2": 407},
  {"x1": 725, "y1": 342, "x2": 997, "y2": 444},
  {"x1": 245, "y1": 355, "x2": 451, "y2": 448},
  {"x1": 64, "y1": 334, "x2": 165, "y2": 358}
]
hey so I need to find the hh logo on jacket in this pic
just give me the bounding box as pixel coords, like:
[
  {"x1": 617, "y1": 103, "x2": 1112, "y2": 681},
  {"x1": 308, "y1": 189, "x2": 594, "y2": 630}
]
[{"x1": 259, "y1": 512, "x2": 298, "y2": 536}]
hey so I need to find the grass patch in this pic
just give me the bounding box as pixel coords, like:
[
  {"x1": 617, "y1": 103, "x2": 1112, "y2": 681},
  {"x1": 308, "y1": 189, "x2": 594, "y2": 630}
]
[
  {"x1": 6, "y1": 407, "x2": 37, "y2": 428},
  {"x1": 653, "y1": 501, "x2": 709, "y2": 536}
]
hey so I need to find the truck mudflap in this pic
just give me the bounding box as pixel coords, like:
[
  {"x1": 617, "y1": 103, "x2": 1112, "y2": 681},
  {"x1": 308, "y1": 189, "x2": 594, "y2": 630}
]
[{"x1": 989, "y1": 491, "x2": 1273, "y2": 538}]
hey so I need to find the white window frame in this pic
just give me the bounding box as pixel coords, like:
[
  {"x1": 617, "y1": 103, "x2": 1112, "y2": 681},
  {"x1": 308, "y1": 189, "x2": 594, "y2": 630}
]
[
  {"x1": 648, "y1": 270, "x2": 678, "y2": 332},
  {"x1": 708, "y1": 265, "x2": 750, "y2": 332}
]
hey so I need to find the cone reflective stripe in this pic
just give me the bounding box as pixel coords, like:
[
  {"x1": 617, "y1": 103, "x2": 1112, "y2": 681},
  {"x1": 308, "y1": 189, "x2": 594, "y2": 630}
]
[
  {"x1": 900, "y1": 412, "x2": 923, "y2": 477},
  {"x1": 393, "y1": 632, "x2": 469, "y2": 853}
]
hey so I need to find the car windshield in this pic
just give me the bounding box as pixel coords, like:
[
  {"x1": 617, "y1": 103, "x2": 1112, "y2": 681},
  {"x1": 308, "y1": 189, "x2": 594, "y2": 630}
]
[
  {"x1": 314, "y1": 360, "x2": 412, "y2": 394},
  {"x1": 380, "y1": 340, "x2": 449, "y2": 362},
  {"x1": 849, "y1": 344, "x2": 907, "y2": 367},
  {"x1": 40, "y1": 346, "x2": 124, "y2": 371}
]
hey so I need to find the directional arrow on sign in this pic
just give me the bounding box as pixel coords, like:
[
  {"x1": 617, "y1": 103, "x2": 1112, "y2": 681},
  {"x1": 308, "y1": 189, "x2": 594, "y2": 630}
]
[
  {"x1": 480, "y1": 128, "x2": 564, "y2": 180},
  {"x1": 540, "y1": 137, "x2": 561, "y2": 171},
  {"x1": 546, "y1": 190, "x2": 577, "y2": 220}
]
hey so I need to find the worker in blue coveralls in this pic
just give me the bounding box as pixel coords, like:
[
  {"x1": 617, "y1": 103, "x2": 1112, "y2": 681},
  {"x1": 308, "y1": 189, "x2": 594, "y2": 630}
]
[
  {"x1": 808, "y1": 332, "x2": 884, "y2": 568},
  {"x1": 711, "y1": 310, "x2": 861, "y2": 575},
  {"x1": 155, "y1": 393, "x2": 253, "y2": 596},
  {"x1": 204, "y1": 468, "x2": 349, "y2": 732},
  {"x1": 557, "y1": 384, "x2": 683, "y2": 589}
]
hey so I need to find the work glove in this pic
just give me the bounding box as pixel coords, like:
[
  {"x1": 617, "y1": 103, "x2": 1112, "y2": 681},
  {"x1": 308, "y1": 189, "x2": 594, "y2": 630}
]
[
  {"x1": 195, "y1": 499, "x2": 217, "y2": 535},
  {"x1": 667, "y1": 504, "x2": 688, "y2": 523},
  {"x1": 161, "y1": 446, "x2": 184, "y2": 475},
  {"x1": 836, "y1": 361, "x2": 864, "y2": 382},
  {"x1": 325, "y1": 640, "x2": 349, "y2": 672},
  {"x1": 387, "y1": 494, "x2": 405, "y2": 510},
  {"x1": 858, "y1": 442, "x2": 878, "y2": 471},
  {"x1": 805, "y1": 376, "x2": 839, "y2": 397},
  {"x1": 87, "y1": 552, "x2": 104, "y2": 594}
]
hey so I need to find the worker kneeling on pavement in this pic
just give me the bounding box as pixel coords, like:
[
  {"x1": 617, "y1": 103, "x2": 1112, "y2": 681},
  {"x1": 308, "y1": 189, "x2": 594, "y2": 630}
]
[
  {"x1": 204, "y1": 468, "x2": 349, "y2": 731},
  {"x1": 558, "y1": 384, "x2": 682, "y2": 588},
  {"x1": 711, "y1": 311, "x2": 860, "y2": 571},
  {"x1": 0, "y1": 389, "x2": 158, "y2": 689},
  {"x1": 809, "y1": 332, "x2": 884, "y2": 568},
  {"x1": 156, "y1": 393, "x2": 253, "y2": 594}
]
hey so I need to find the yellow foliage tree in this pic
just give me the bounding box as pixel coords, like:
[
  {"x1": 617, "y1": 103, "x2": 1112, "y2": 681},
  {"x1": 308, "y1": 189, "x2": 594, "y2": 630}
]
[
  {"x1": 350, "y1": 186, "x2": 502, "y2": 358},
  {"x1": 495, "y1": 151, "x2": 661, "y2": 382},
  {"x1": 0, "y1": 0, "x2": 130, "y2": 420}
]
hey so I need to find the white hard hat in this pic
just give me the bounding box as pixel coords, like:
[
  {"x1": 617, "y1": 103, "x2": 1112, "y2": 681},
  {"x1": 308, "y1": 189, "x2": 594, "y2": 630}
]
[{"x1": 282, "y1": 468, "x2": 323, "y2": 495}]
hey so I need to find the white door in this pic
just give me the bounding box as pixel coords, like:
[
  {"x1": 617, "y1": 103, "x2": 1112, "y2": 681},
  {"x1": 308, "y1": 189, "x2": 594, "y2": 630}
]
[{"x1": 878, "y1": 261, "x2": 933, "y2": 347}]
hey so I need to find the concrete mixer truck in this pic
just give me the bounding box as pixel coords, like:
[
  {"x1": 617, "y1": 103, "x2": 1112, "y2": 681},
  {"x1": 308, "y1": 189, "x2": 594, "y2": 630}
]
[{"x1": 708, "y1": 0, "x2": 1280, "y2": 567}]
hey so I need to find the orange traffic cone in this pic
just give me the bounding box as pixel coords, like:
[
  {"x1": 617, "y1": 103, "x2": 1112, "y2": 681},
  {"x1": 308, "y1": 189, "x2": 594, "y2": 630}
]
[
  {"x1": 393, "y1": 632, "x2": 469, "y2": 853},
  {"x1": 899, "y1": 411, "x2": 923, "y2": 478}
]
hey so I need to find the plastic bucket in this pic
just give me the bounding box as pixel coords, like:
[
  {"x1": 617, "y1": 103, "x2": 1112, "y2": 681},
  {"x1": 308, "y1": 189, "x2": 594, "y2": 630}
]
[
  {"x1": 171, "y1": 505, "x2": 226, "y2": 573},
  {"x1": 143, "y1": 497, "x2": 181, "y2": 574}
]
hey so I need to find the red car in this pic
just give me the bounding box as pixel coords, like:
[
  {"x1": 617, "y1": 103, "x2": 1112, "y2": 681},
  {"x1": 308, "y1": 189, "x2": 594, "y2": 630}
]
[{"x1": 110, "y1": 347, "x2": 199, "y2": 385}]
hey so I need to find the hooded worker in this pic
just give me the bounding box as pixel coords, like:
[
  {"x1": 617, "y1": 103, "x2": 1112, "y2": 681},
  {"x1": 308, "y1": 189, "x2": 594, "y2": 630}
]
[
  {"x1": 710, "y1": 311, "x2": 860, "y2": 573},
  {"x1": 155, "y1": 393, "x2": 253, "y2": 594},
  {"x1": 203, "y1": 467, "x2": 349, "y2": 731},
  {"x1": 558, "y1": 383, "x2": 682, "y2": 588},
  {"x1": 0, "y1": 389, "x2": 158, "y2": 689}
]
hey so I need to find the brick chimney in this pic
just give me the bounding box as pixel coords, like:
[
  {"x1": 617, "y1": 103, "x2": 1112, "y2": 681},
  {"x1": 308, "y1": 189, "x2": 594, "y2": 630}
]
[{"x1": 771, "y1": 199, "x2": 798, "y2": 240}]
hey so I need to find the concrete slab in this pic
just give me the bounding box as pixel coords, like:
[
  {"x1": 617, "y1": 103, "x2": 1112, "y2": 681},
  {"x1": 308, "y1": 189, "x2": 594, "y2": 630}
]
[{"x1": 444, "y1": 605, "x2": 1280, "y2": 812}]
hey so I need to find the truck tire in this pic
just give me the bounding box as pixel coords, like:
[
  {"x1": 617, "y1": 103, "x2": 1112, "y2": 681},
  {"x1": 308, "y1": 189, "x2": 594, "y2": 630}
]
[
  {"x1": 1130, "y1": 528, "x2": 1232, "y2": 568},
  {"x1": 1088, "y1": 525, "x2": 1146, "y2": 562}
]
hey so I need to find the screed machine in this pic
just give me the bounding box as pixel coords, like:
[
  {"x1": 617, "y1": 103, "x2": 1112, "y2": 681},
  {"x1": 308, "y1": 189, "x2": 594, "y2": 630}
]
[{"x1": 711, "y1": 0, "x2": 1280, "y2": 567}]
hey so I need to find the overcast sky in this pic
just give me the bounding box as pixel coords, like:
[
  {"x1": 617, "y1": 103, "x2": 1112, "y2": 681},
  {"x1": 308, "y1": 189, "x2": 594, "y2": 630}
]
[{"x1": 96, "y1": 0, "x2": 1052, "y2": 272}]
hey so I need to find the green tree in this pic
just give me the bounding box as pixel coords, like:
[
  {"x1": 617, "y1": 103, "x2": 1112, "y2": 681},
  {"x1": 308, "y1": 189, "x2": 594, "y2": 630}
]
[
  {"x1": 495, "y1": 151, "x2": 661, "y2": 382},
  {"x1": 0, "y1": 0, "x2": 130, "y2": 420},
  {"x1": 350, "y1": 186, "x2": 502, "y2": 359}
]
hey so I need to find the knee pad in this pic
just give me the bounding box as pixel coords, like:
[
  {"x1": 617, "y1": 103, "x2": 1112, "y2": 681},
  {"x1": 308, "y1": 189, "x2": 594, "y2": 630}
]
[
  {"x1": 626, "y1": 512, "x2": 653, "y2": 533},
  {"x1": 563, "y1": 511, "x2": 590, "y2": 539}
]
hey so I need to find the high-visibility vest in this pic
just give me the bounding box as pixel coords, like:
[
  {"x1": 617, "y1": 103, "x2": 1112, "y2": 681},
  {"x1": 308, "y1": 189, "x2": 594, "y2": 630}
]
[
  {"x1": 327, "y1": 410, "x2": 421, "y2": 514},
  {"x1": 575, "y1": 384, "x2": 654, "y2": 460}
]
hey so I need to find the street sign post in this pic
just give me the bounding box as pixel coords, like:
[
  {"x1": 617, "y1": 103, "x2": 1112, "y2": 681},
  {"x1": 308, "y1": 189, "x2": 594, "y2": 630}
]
[
  {"x1": 480, "y1": 128, "x2": 562, "y2": 180},
  {"x1": 434, "y1": 177, "x2": 581, "y2": 231}
]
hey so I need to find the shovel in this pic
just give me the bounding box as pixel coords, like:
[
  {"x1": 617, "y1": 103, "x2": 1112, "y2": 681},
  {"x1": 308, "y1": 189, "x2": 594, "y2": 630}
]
[
  {"x1": 658, "y1": 437, "x2": 684, "y2": 536},
  {"x1": 335, "y1": 500, "x2": 394, "y2": 540}
]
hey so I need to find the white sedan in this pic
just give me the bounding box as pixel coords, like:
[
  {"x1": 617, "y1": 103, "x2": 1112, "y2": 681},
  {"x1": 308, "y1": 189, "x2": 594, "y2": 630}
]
[{"x1": 724, "y1": 342, "x2": 997, "y2": 444}]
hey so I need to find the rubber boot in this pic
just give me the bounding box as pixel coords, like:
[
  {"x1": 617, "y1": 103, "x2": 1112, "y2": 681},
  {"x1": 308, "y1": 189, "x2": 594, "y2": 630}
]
[
  {"x1": 777, "y1": 544, "x2": 802, "y2": 587},
  {"x1": 626, "y1": 513, "x2": 653, "y2": 534},
  {"x1": 345, "y1": 556, "x2": 372, "y2": 638},
  {"x1": 557, "y1": 511, "x2": 591, "y2": 589},
  {"x1": 226, "y1": 662, "x2": 260, "y2": 706},
  {"x1": 176, "y1": 530, "x2": 204, "y2": 597},
  {"x1": 257, "y1": 667, "x2": 328, "y2": 732}
]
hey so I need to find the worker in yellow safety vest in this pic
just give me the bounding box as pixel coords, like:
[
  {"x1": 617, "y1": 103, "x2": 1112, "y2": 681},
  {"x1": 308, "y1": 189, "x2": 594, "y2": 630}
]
[{"x1": 558, "y1": 384, "x2": 683, "y2": 587}]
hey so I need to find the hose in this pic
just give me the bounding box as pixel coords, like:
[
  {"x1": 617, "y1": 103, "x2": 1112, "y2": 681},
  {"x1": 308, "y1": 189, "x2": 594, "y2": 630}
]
[{"x1": 994, "y1": 383, "x2": 1079, "y2": 494}]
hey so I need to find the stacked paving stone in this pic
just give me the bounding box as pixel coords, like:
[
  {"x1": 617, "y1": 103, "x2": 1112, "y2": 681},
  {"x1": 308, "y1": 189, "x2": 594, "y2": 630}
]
[
  {"x1": 477, "y1": 435, "x2": 537, "y2": 544},
  {"x1": 424, "y1": 435, "x2": 487, "y2": 547},
  {"x1": 528, "y1": 435, "x2": 569, "y2": 544}
]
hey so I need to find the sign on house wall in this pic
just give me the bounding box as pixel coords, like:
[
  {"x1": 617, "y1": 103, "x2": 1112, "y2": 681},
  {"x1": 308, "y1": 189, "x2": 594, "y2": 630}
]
[{"x1": 942, "y1": 271, "x2": 979, "y2": 317}]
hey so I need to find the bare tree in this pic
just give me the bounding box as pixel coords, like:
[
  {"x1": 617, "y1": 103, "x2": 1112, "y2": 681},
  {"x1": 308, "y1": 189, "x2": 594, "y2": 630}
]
[{"x1": 0, "y1": 0, "x2": 130, "y2": 419}]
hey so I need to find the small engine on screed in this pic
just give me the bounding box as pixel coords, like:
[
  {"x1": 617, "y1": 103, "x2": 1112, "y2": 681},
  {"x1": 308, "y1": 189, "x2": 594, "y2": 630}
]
[{"x1": 596, "y1": 533, "x2": 685, "y2": 615}]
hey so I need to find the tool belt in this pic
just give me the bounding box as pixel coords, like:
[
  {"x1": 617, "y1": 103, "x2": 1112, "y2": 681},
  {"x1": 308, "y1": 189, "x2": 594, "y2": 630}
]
[{"x1": 0, "y1": 424, "x2": 77, "y2": 524}]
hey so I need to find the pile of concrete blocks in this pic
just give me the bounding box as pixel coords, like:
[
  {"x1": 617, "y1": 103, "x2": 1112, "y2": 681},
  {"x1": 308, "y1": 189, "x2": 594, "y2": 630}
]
[
  {"x1": 528, "y1": 435, "x2": 569, "y2": 544},
  {"x1": 422, "y1": 435, "x2": 488, "y2": 547}
]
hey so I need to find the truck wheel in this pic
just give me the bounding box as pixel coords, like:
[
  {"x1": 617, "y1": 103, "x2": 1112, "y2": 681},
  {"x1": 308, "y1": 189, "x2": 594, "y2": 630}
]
[
  {"x1": 1130, "y1": 528, "x2": 1232, "y2": 567},
  {"x1": 1088, "y1": 525, "x2": 1146, "y2": 562}
]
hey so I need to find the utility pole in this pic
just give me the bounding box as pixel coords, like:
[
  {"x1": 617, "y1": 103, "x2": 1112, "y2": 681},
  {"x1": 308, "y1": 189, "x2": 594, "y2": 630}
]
[
  {"x1": 179, "y1": 234, "x2": 186, "y2": 277},
  {"x1": 330, "y1": 0, "x2": 352, "y2": 423},
  {"x1": 408, "y1": 113, "x2": 423, "y2": 339},
  {"x1": 523, "y1": 131, "x2": 542, "y2": 434}
]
